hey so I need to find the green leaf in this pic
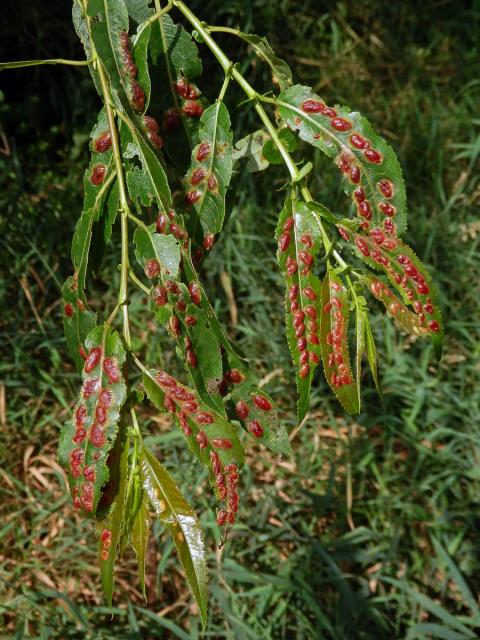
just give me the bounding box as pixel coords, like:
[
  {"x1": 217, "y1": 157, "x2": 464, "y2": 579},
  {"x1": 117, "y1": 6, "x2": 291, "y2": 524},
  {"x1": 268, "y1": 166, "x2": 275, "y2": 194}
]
[
  {"x1": 185, "y1": 102, "x2": 233, "y2": 236},
  {"x1": 181, "y1": 256, "x2": 291, "y2": 455},
  {"x1": 90, "y1": 180, "x2": 120, "y2": 277},
  {"x1": 383, "y1": 578, "x2": 477, "y2": 638},
  {"x1": 134, "y1": 226, "x2": 181, "y2": 278},
  {"x1": 95, "y1": 430, "x2": 130, "y2": 606},
  {"x1": 58, "y1": 324, "x2": 127, "y2": 516},
  {"x1": 89, "y1": 0, "x2": 142, "y2": 112},
  {"x1": 121, "y1": 116, "x2": 172, "y2": 210},
  {"x1": 149, "y1": 14, "x2": 204, "y2": 169},
  {"x1": 133, "y1": 24, "x2": 152, "y2": 111},
  {"x1": 75, "y1": 109, "x2": 117, "y2": 287},
  {"x1": 354, "y1": 299, "x2": 365, "y2": 410},
  {"x1": 319, "y1": 269, "x2": 360, "y2": 415},
  {"x1": 431, "y1": 536, "x2": 480, "y2": 619},
  {"x1": 142, "y1": 370, "x2": 244, "y2": 469},
  {"x1": 125, "y1": 0, "x2": 153, "y2": 23},
  {"x1": 141, "y1": 448, "x2": 208, "y2": 628},
  {"x1": 72, "y1": 1, "x2": 101, "y2": 94},
  {"x1": 61, "y1": 278, "x2": 97, "y2": 371},
  {"x1": 342, "y1": 227, "x2": 443, "y2": 355},
  {"x1": 88, "y1": 0, "x2": 171, "y2": 206},
  {"x1": 277, "y1": 84, "x2": 408, "y2": 235},
  {"x1": 233, "y1": 130, "x2": 270, "y2": 172},
  {"x1": 234, "y1": 32, "x2": 293, "y2": 90},
  {"x1": 63, "y1": 106, "x2": 117, "y2": 371},
  {"x1": 131, "y1": 492, "x2": 150, "y2": 599},
  {"x1": 363, "y1": 309, "x2": 381, "y2": 396},
  {"x1": 262, "y1": 128, "x2": 298, "y2": 164},
  {"x1": 276, "y1": 198, "x2": 324, "y2": 423}
]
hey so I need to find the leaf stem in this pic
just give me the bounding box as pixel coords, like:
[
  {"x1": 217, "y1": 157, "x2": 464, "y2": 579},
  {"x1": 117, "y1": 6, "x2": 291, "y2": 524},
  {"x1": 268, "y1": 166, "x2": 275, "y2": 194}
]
[
  {"x1": 135, "y1": 1, "x2": 174, "y2": 41},
  {"x1": 0, "y1": 58, "x2": 95, "y2": 71},
  {"x1": 173, "y1": 0, "x2": 348, "y2": 271},
  {"x1": 129, "y1": 269, "x2": 151, "y2": 295},
  {"x1": 96, "y1": 60, "x2": 131, "y2": 348}
]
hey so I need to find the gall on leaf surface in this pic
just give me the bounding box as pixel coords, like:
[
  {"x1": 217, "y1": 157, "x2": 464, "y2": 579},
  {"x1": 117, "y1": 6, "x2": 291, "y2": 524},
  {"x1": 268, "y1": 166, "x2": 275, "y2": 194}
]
[
  {"x1": 319, "y1": 269, "x2": 360, "y2": 415},
  {"x1": 181, "y1": 256, "x2": 291, "y2": 456},
  {"x1": 88, "y1": 0, "x2": 149, "y2": 113},
  {"x1": 340, "y1": 226, "x2": 443, "y2": 355},
  {"x1": 95, "y1": 429, "x2": 129, "y2": 606},
  {"x1": 88, "y1": 0, "x2": 171, "y2": 207},
  {"x1": 142, "y1": 370, "x2": 245, "y2": 471},
  {"x1": 133, "y1": 226, "x2": 181, "y2": 279},
  {"x1": 276, "y1": 198, "x2": 324, "y2": 423},
  {"x1": 185, "y1": 102, "x2": 233, "y2": 236},
  {"x1": 63, "y1": 108, "x2": 118, "y2": 369},
  {"x1": 58, "y1": 324, "x2": 127, "y2": 516},
  {"x1": 149, "y1": 14, "x2": 205, "y2": 170},
  {"x1": 120, "y1": 107, "x2": 172, "y2": 211},
  {"x1": 277, "y1": 84, "x2": 407, "y2": 236},
  {"x1": 140, "y1": 448, "x2": 208, "y2": 628}
]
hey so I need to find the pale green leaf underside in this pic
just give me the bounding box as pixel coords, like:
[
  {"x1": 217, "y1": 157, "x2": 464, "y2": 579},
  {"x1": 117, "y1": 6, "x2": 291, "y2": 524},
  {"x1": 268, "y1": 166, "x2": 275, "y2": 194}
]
[{"x1": 141, "y1": 449, "x2": 208, "y2": 628}]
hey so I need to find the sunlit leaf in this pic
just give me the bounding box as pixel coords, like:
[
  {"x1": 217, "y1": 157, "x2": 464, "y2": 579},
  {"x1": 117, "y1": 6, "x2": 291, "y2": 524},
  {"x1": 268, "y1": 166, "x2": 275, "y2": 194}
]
[
  {"x1": 277, "y1": 84, "x2": 407, "y2": 235},
  {"x1": 141, "y1": 448, "x2": 208, "y2": 627},
  {"x1": 185, "y1": 102, "x2": 233, "y2": 236},
  {"x1": 149, "y1": 14, "x2": 205, "y2": 169},
  {"x1": 341, "y1": 226, "x2": 443, "y2": 355},
  {"x1": 142, "y1": 369, "x2": 244, "y2": 469},
  {"x1": 130, "y1": 491, "x2": 150, "y2": 599},
  {"x1": 58, "y1": 324, "x2": 127, "y2": 515},
  {"x1": 319, "y1": 269, "x2": 359, "y2": 414},
  {"x1": 234, "y1": 32, "x2": 293, "y2": 90},
  {"x1": 276, "y1": 198, "x2": 324, "y2": 423},
  {"x1": 95, "y1": 430, "x2": 129, "y2": 606}
]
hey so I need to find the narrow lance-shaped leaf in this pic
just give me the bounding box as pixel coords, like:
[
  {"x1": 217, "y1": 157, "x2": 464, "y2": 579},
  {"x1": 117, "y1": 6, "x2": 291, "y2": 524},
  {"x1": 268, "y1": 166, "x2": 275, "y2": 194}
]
[
  {"x1": 233, "y1": 32, "x2": 293, "y2": 90},
  {"x1": 181, "y1": 255, "x2": 292, "y2": 456},
  {"x1": 185, "y1": 102, "x2": 233, "y2": 237},
  {"x1": 58, "y1": 324, "x2": 127, "y2": 515},
  {"x1": 354, "y1": 297, "x2": 366, "y2": 408},
  {"x1": 149, "y1": 14, "x2": 205, "y2": 170},
  {"x1": 277, "y1": 84, "x2": 407, "y2": 235},
  {"x1": 364, "y1": 310, "x2": 381, "y2": 395},
  {"x1": 142, "y1": 368, "x2": 244, "y2": 530},
  {"x1": 130, "y1": 490, "x2": 150, "y2": 599},
  {"x1": 72, "y1": 1, "x2": 101, "y2": 94},
  {"x1": 88, "y1": 0, "x2": 145, "y2": 114},
  {"x1": 88, "y1": 0, "x2": 172, "y2": 208},
  {"x1": 276, "y1": 198, "x2": 324, "y2": 423},
  {"x1": 340, "y1": 225, "x2": 443, "y2": 355},
  {"x1": 319, "y1": 269, "x2": 360, "y2": 415},
  {"x1": 132, "y1": 24, "x2": 151, "y2": 112},
  {"x1": 95, "y1": 430, "x2": 129, "y2": 606},
  {"x1": 63, "y1": 108, "x2": 117, "y2": 369},
  {"x1": 143, "y1": 369, "x2": 244, "y2": 470},
  {"x1": 352, "y1": 295, "x2": 381, "y2": 400},
  {"x1": 140, "y1": 448, "x2": 208, "y2": 627},
  {"x1": 122, "y1": 124, "x2": 171, "y2": 210}
]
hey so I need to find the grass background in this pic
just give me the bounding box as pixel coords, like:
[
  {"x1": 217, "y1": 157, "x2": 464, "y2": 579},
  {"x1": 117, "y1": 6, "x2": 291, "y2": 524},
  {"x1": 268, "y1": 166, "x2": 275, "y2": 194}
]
[{"x1": 1, "y1": 0, "x2": 479, "y2": 638}]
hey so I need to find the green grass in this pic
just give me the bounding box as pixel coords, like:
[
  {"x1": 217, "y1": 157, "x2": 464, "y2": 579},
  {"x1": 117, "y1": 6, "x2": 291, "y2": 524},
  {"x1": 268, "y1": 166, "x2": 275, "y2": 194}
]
[{"x1": 1, "y1": 0, "x2": 480, "y2": 638}]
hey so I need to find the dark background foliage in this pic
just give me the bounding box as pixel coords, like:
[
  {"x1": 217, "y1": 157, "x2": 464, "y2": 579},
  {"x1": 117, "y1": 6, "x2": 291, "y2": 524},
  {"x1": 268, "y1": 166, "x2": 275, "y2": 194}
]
[{"x1": 1, "y1": 0, "x2": 479, "y2": 638}]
